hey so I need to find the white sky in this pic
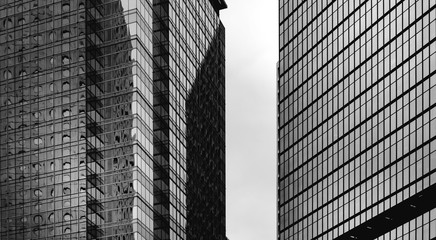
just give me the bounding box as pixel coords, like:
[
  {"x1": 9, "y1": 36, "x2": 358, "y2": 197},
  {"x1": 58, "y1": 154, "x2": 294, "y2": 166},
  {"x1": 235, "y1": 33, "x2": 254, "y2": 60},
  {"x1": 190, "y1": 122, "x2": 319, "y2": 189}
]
[{"x1": 221, "y1": 1, "x2": 278, "y2": 239}]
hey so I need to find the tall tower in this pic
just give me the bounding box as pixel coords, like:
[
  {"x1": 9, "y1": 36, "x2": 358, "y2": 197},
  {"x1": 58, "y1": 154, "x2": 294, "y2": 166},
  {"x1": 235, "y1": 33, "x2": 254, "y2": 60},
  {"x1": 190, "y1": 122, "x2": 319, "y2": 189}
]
[
  {"x1": 0, "y1": 0, "x2": 155, "y2": 239},
  {"x1": 0, "y1": 0, "x2": 226, "y2": 239},
  {"x1": 278, "y1": 0, "x2": 436, "y2": 239},
  {"x1": 153, "y1": 0, "x2": 226, "y2": 239}
]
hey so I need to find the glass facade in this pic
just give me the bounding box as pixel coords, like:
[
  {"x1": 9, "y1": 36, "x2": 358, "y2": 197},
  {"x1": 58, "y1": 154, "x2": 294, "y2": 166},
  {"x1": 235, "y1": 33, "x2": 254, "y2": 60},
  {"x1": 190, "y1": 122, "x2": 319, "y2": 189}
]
[
  {"x1": 0, "y1": 0, "x2": 226, "y2": 239},
  {"x1": 278, "y1": 0, "x2": 436, "y2": 239},
  {"x1": 153, "y1": 0, "x2": 226, "y2": 239}
]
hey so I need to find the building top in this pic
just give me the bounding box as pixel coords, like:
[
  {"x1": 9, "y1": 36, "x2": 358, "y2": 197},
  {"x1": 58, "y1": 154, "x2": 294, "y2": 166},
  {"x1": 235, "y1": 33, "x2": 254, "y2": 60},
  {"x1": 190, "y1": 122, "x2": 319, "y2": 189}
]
[{"x1": 210, "y1": 0, "x2": 228, "y2": 13}]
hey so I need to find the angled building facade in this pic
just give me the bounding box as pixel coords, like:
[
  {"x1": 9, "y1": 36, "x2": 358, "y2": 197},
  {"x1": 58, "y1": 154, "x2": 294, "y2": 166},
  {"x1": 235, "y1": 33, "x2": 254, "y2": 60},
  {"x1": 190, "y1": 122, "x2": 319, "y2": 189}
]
[
  {"x1": 278, "y1": 0, "x2": 436, "y2": 239},
  {"x1": 153, "y1": 0, "x2": 226, "y2": 239},
  {"x1": 0, "y1": 0, "x2": 226, "y2": 239}
]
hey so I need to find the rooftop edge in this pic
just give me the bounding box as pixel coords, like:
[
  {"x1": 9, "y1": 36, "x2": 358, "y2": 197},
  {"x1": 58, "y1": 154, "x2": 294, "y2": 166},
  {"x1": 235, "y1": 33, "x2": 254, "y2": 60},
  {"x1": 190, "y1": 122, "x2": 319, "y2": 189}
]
[{"x1": 210, "y1": 0, "x2": 228, "y2": 12}]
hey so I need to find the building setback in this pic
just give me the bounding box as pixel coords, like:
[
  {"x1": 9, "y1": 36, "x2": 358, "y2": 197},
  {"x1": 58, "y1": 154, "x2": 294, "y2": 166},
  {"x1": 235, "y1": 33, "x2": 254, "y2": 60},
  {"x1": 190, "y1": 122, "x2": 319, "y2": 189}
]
[
  {"x1": 0, "y1": 0, "x2": 226, "y2": 239},
  {"x1": 278, "y1": 0, "x2": 436, "y2": 239}
]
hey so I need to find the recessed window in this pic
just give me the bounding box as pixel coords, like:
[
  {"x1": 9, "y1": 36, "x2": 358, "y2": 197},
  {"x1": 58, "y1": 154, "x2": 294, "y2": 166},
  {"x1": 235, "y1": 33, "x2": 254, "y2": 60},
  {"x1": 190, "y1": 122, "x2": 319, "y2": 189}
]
[
  {"x1": 4, "y1": 98, "x2": 12, "y2": 105},
  {"x1": 62, "y1": 135, "x2": 71, "y2": 143},
  {"x1": 34, "y1": 189, "x2": 43, "y2": 197},
  {"x1": 62, "y1": 3, "x2": 70, "y2": 12},
  {"x1": 33, "y1": 112, "x2": 41, "y2": 119},
  {"x1": 49, "y1": 109, "x2": 55, "y2": 119},
  {"x1": 33, "y1": 138, "x2": 43, "y2": 145},
  {"x1": 32, "y1": 163, "x2": 41, "y2": 172},
  {"x1": 5, "y1": 45, "x2": 12, "y2": 54},
  {"x1": 63, "y1": 162, "x2": 71, "y2": 169},
  {"x1": 62, "y1": 109, "x2": 71, "y2": 117},
  {"x1": 62, "y1": 30, "x2": 70, "y2": 38},
  {"x1": 3, "y1": 18, "x2": 13, "y2": 28},
  {"x1": 49, "y1": 32, "x2": 55, "y2": 42},
  {"x1": 62, "y1": 81, "x2": 70, "y2": 91},
  {"x1": 63, "y1": 213, "x2": 72, "y2": 221},
  {"x1": 48, "y1": 213, "x2": 54, "y2": 223},
  {"x1": 5, "y1": 124, "x2": 13, "y2": 130},
  {"x1": 3, "y1": 70, "x2": 12, "y2": 79},
  {"x1": 62, "y1": 56, "x2": 70, "y2": 65},
  {"x1": 33, "y1": 215, "x2": 43, "y2": 224},
  {"x1": 63, "y1": 187, "x2": 71, "y2": 195}
]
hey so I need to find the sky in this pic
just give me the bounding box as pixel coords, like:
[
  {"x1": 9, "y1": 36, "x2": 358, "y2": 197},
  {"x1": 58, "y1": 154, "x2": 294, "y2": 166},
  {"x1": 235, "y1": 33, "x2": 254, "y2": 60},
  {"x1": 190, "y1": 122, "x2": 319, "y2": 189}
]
[{"x1": 220, "y1": 1, "x2": 278, "y2": 239}]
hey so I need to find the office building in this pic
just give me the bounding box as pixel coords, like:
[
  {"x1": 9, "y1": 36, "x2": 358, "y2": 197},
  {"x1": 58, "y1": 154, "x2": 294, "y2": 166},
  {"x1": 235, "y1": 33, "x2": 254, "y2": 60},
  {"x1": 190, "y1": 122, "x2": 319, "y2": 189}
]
[
  {"x1": 0, "y1": 0, "x2": 226, "y2": 239},
  {"x1": 278, "y1": 0, "x2": 436, "y2": 239},
  {"x1": 153, "y1": 0, "x2": 226, "y2": 239}
]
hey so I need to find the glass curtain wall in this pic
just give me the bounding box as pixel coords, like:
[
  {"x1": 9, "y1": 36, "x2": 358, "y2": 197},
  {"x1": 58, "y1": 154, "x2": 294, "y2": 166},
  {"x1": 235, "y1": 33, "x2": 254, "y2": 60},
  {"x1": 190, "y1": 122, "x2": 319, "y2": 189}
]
[
  {"x1": 0, "y1": 0, "x2": 154, "y2": 239},
  {"x1": 153, "y1": 0, "x2": 226, "y2": 239},
  {"x1": 278, "y1": 0, "x2": 436, "y2": 239}
]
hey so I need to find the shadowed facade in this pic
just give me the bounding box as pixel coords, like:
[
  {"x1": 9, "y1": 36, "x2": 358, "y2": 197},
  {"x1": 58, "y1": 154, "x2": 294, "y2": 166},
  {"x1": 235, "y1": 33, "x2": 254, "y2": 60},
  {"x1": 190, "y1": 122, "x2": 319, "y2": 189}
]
[
  {"x1": 152, "y1": 0, "x2": 226, "y2": 239},
  {"x1": 186, "y1": 22, "x2": 226, "y2": 240}
]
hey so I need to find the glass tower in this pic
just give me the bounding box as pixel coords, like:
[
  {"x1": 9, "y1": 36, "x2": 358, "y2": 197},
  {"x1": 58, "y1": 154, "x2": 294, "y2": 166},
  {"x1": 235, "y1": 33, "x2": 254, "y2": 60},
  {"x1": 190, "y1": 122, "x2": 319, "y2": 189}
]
[
  {"x1": 153, "y1": 0, "x2": 226, "y2": 239},
  {"x1": 0, "y1": 0, "x2": 226, "y2": 239},
  {"x1": 278, "y1": 0, "x2": 436, "y2": 239}
]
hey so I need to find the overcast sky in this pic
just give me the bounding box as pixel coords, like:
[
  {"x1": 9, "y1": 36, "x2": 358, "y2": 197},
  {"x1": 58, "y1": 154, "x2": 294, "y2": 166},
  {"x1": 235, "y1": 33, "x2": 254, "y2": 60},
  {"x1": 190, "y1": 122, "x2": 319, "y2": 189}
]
[{"x1": 221, "y1": 1, "x2": 278, "y2": 239}]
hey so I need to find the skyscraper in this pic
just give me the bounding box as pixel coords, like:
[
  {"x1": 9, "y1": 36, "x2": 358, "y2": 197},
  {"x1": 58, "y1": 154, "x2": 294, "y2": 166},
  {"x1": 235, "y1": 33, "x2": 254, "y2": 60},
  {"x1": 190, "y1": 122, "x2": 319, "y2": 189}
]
[
  {"x1": 153, "y1": 0, "x2": 226, "y2": 239},
  {"x1": 278, "y1": 0, "x2": 436, "y2": 239},
  {"x1": 0, "y1": 0, "x2": 226, "y2": 239}
]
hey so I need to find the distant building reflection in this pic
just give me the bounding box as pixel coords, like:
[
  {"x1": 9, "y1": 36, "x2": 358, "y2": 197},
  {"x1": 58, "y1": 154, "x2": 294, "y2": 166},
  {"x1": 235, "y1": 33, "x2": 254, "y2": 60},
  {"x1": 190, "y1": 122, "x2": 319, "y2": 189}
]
[{"x1": 0, "y1": 0, "x2": 226, "y2": 239}]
